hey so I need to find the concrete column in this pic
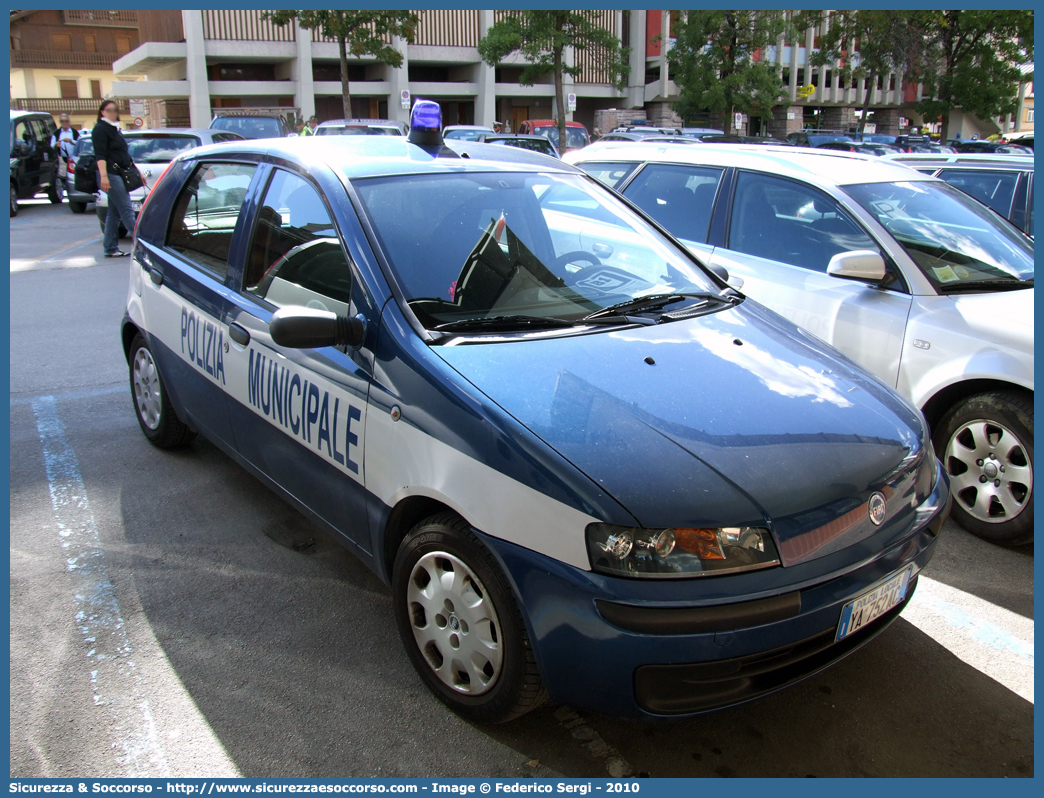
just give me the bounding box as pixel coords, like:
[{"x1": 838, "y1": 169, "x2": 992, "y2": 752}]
[
  {"x1": 776, "y1": 31, "x2": 785, "y2": 80},
  {"x1": 803, "y1": 24, "x2": 814, "y2": 91},
  {"x1": 387, "y1": 34, "x2": 409, "y2": 125},
  {"x1": 816, "y1": 16, "x2": 828, "y2": 104},
  {"x1": 295, "y1": 22, "x2": 314, "y2": 123},
  {"x1": 474, "y1": 10, "x2": 496, "y2": 128},
  {"x1": 627, "y1": 9, "x2": 646, "y2": 109},
  {"x1": 182, "y1": 10, "x2": 210, "y2": 129},
  {"x1": 788, "y1": 26, "x2": 799, "y2": 102}
]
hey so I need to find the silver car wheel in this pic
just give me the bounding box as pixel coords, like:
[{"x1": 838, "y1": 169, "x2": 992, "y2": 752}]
[
  {"x1": 132, "y1": 346, "x2": 163, "y2": 431},
  {"x1": 945, "y1": 418, "x2": 1033, "y2": 524},
  {"x1": 406, "y1": 551, "x2": 503, "y2": 696}
]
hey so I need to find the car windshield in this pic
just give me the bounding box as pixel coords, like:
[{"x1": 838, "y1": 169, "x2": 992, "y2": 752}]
[
  {"x1": 845, "y1": 181, "x2": 1034, "y2": 291},
  {"x1": 126, "y1": 134, "x2": 200, "y2": 163},
  {"x1": 352, "y1": 171, "x2": 723, "y2": 331},
  {"x1": 491, "y1": 138, "x2": 555, "y2": 155},
  {"x1": 536, "y1": 126, "x2": 590, "y2": 150},
  {"x1": 318, "y1": 125, "x2": 400, "y2": 136},
  {"x1": 74, "y1": 137, "x2": 94, "y2": 156},
  {"x1": 211, "y1": 117, "x2": 282, "y2": 139},
  {"x1": 444, "y1": 128, "x2": 488, "y2": 141},
  {"x1": 808, "y1": 134, "x2": 854, "y2": 146}
]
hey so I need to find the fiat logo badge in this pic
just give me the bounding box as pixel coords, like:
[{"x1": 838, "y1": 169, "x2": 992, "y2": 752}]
[{"x1": 868, "y1": 492, "x2": 887, "y2": 526}]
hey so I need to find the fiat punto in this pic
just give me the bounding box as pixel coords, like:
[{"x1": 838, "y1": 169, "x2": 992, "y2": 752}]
[{"x1": 122, "y1": 102, "x2": 949, "y2": 722}]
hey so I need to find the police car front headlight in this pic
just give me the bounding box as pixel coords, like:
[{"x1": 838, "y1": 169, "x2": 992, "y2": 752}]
[{"x1": 586, "y1": 523, "x2": 780, "y2": 578}]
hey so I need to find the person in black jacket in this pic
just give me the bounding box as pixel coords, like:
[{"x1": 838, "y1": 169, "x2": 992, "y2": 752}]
[{"x1": 92, "y1": 99, "x2": 138, "y2": 258}]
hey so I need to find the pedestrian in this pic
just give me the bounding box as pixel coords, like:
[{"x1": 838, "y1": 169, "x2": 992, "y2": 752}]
[
  {"x1": 493, "y1": 120, "x2": 503, "y2": 133},
  {"x1": 92, "y1": 99, "x2": 139, "y2": 258},
  {"x1": 301, "y1": 116, "x2": 318, "y2": 135},
  {"x1": 51, "y1": 113, "x2": 79, "y2": 180},
  {"x1": 294, "y1": 119, "x2": 306, "y2": 136}
]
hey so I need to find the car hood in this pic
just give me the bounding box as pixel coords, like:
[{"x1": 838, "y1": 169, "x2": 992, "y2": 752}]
[{"x1": 436, "y1": 302, "x2": 932, "y2": 566}]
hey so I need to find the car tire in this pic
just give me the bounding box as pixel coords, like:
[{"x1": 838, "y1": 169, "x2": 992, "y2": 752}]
[
  {"x1": 69, "y1": 201, "x2": 86, "y2": 214},
  {"x1": 47, "y1": 180, "x2": 63, "y2": 204},
  {"x1": 128, "y1": 333, "x2": 196, "y2": 449},
  {"x1": 392, "y1": 512, "x2": 547, "y2": 723},
  {"x1": 10, "y1": 184, "x2": 18, "y2": 218},
  {"x1": 934, "y1": 391, "x2": 1033, "y2": 546}
]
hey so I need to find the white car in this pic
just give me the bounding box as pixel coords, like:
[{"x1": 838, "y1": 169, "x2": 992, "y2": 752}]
[
  {"x1": 96, "y1": 128, "x2": 243, "y2": 236},
  {"x1": 566, "y1": 143, "x2": 1034, "y2": 545}
]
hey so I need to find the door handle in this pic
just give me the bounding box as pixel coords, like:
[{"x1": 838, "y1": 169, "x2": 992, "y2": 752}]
[
  {"x1": 149, "y1": 268, "x2": 163, "y2": 286},
  {"x1": 592, "y1": 243, "x2": 613, "y2": 257},
  {"x1": 228, "y1": 323, "x2": 250, "y2": 346}
]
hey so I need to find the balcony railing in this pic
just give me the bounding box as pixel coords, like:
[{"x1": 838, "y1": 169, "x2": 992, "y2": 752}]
[
  {"x1": 11, "y1": 98, "x2": 131, "y2": 115},
  {"x1": 10, "y1": 50, "x2": 120, "y2": 70},
  {"x1": 62, "y1": 10, "x2": 138, "y2": 28},
  {"x1": 203, "y1": 11, "x2": 295, "y2": 42}
]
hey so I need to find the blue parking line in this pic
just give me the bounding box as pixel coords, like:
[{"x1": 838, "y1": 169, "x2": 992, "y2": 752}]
[
  {"x1": 916, "y1": 588, "x2": 1034, "y2": 664},
  {"x1": 10, "y1": 206, "x2": 70, "y2": 227}
]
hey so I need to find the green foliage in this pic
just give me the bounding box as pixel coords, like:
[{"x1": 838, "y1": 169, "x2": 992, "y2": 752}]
[
  {"x1": 804, "y1": 11, "x2": 932, "y2": 136},
  {"x1": 479, "y1": 11, "x2": 629, "y2": 143},
  {"x1": 667, "y1": 11, "x2": 792, "y2": 134},
  {"x1": 264, "y1": 10, "x2": 418, "y2": 67},
  {"x1": 916, "y1": 11, "x2": 1034, "y2": 139}
]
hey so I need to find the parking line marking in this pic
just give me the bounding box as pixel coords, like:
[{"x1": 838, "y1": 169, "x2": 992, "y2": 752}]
[
  {"x1": 11, "y1": 234, "x2": 103, "y2": 271},
  {"x1": 10, "y1": 207, "x2": 69, "y2": 226},
  {"x1": 903, "y1": 575, "x2": 1034, "y2": 703},
  {"x1": 11, "y1": 384, "x2": 125, "y2": 406},
  {"x1": 31, "y1": 395, "x2": 171, "y2": 777}
]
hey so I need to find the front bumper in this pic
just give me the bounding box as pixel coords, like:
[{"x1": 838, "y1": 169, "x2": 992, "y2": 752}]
[{"x1": 480, "y1": 468, "x2": 949, "y2": 719}]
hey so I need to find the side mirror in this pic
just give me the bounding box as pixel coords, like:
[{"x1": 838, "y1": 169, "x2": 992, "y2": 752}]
[
  {"x1": 12, "y1": 140, "x2": 30, "y2": 157},
  {"x1": 269, "y1": 306, "x2": 365, "y2": 349},
  {"x1": 707, "y1": 262, "x2": 730, "y2": 283},
  {"x1": 827, "y1": 250, "x2": 887, "y2": 283}
]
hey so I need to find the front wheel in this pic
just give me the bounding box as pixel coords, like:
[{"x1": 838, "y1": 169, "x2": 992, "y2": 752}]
[
  {"x1": 69, "y1": 200, "x2": 86, "y2": 214},
  {"x1": 934, "y1": 391, "x2": 1033, "y2": 546},
  {"x1": 10, "y1": 184, "x2": 18, "y2": 218},
  {"x1": 47, "y1": 179, "x2": 63, "y2": 204},
  {"x1": 392, "y1": 513, "x2": 546, "y2": 723},
  {"x1": 129, "y1": 333, "x2": 196, "y2": 449}
]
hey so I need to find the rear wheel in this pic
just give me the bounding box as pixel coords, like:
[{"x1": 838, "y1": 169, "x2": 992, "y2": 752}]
[
  {"x1": 392, "y1": 513, "x2": 546, "y2": 723},
  {"x1": 47, "y1": 180, "x2": 63, "y2": 204},
  {"x1": 934, "y1": 391, "x2": 1033, "y2": 546},
  {"x1": 69, "y1": 200, "x2": 86, "y2": 214},
  {"x1": 129, "y1": 333, "x2": 196, "y2": 449},
  {"x1": 10, "y1": 184, "x2": 18, "y2": 218}
]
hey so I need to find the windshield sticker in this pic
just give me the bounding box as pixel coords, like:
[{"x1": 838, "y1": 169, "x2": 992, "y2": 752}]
[
  {"x1": 953, "y1": 265, "x2": 970, "y2": 280},
  {"x1": 931, "y1": 265, "x2": 960, "y2": 283}
]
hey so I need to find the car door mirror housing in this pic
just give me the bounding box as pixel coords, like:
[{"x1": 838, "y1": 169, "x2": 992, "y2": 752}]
[
  {"x1": 706, "y1": 261, "x2": 730, "y2": 284},
  {"x1": 12, "y1": 141, "x2": 30, "y2": 157},
  {"x1": 827, "y1": 250, "x2": 887, "y2": 283},
  {"x1": 269, "y1": 306, "x2": 365, "y2": 350}
]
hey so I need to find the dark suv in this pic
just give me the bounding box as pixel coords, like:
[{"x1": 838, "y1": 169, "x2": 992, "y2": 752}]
[
  {"x1": 209, "y1": 111, "x2": 294, "y2": 140},
  {"x1": 10, "y1": 109, "x2": 62, "y2": 217}
]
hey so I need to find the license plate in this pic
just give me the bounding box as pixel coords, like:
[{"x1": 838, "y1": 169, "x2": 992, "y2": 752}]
[
  {"x1": 835, "y1": 564, "x2": 914, "y2": 641},
  {"x1": 132, "y1": 201, "x2": 142, "y2": 212}
]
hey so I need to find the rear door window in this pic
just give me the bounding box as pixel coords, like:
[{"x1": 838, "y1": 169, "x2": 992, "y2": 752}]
[
  {"x1": 728, "y1": 171, "x2": 880, "y2": 272},
  {"x1": 622, "y1": 163, "x2": 724, "y2": 244},
  {"x1": 166, "y1": 162, "x2": 258, "y2": 279}
]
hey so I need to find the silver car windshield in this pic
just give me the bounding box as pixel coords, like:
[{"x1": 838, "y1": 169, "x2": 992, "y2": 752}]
[
  {"x1": 845, "y1": 180, "x2": 1033, "y2": 291},
  {"x1": 352, "y1": 172, "x2": 723, "y2": 330}
]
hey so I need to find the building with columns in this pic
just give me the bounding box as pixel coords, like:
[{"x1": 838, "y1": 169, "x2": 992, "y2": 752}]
[{"x1": 109, "y1": 10, "x2": 1012, "y2": 140}]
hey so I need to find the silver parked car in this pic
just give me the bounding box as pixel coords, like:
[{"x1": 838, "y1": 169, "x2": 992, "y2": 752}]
[
  {"x1": 96, "y1": 128, "x2": 243, "y2": 235},
  {"x1": 314, "y1": 118, "x2": 408, "y2": 136},
  {"x1": 566, "y1": 143, "x2": 1034, "y2": 544}
]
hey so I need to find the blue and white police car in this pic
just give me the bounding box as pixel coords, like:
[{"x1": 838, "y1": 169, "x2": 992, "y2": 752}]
[{"x1": 122, "y1": 101, "x2": 950, "y2": 722}]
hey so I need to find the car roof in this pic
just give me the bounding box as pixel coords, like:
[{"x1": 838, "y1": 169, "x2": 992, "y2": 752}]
[
  {"x1": 10, "y1": 109, "x2": 50, "y2": 120},
  {"x1": 318, "y1": 118, "x2": 403, "y2": 127},
  {"x1": 444, "y1": 125, "x2": 493, "y2": 130},
  {"x1": 565, "y1": 141, "x2": 932, "y2": 186},
  {"x1": 882, "y1": 152, "x2": 1035, "y2": 168},
  {"x1": 526, "y1": 119, "x2": 587, "y2": 128},
  {"x1": 125, "y1": 128, "x2": 229, "y2": 137},
  {"x1": 175, "y1": 135, "x2": 581, "y2": 179}
]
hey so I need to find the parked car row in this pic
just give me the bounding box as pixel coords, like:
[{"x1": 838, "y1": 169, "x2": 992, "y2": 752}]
[
  {"x1": 122, "y1": 103, "x2": 950, "y2": 723},
  {"x1": 565, "y1": 141, "x2": 1033, "y2": 546}
]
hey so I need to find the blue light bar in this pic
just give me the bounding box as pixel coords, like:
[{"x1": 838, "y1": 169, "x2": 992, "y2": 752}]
[{"x1": 408, "y1": 99, "x2": 443, "y2": 147}]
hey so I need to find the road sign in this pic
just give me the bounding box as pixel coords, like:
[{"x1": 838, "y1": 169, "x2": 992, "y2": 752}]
[
  {"x1": 567, "y1": 92, "x2": 577, "y2": 112},
  {"x1": 734, "y1": 112, "x2": 743, "y2": 130},
  {"x1": 129, "y1": 99, "x2": 146, "y2": 117},
  {"x1": 400, "y1": 90, "x2": 411, "y2": 110},
  {"x1": 132, "y1": 117, "x2": 144, "y2": 128}
]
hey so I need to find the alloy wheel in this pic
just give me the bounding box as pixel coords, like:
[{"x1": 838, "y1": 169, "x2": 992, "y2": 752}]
[
  {"x1": 132, "y1": 346, "x2": 163, "y2": 431},
  {"x1": 944, "y1": 418, "x2": 1032, "y2": 524}
]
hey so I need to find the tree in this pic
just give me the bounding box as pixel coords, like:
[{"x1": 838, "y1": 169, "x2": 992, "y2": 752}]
[
  {"x1": 264, "y1": 10, "x2": 419, "y2": 119},
  {"x1": 478, "y1": 11, "x2": 629, "y2": 147},
  {"x1": 667, "y1": 11, "x2": 792, "y2": 135},
  {"x1": 916, "y1": 10, "x2": 1034, "y2": 141},
  {"x1": 804, "y1": 11, "x2": 932, "y2": 138}
]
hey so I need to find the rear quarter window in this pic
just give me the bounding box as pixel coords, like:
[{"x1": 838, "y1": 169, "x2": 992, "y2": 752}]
[{"x1": 577, "y1": 162, "x2": 638, "y2": 189}]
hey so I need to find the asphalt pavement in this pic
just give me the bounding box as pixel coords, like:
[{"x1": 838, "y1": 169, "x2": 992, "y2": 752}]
[{"x1": 9, "y1": 196, "x2": 1035, "y2": 778}]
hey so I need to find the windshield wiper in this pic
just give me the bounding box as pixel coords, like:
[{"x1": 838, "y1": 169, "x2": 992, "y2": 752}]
[
  {"x1": 939, "y1": 278, "x2": 1033, "y2": 293},
  {"x1": 433, "y1": 315, "x2": 578, "y2": 333},
  {"x1": 582, "y1": 291, "x2": 738, "y2": 322}
]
